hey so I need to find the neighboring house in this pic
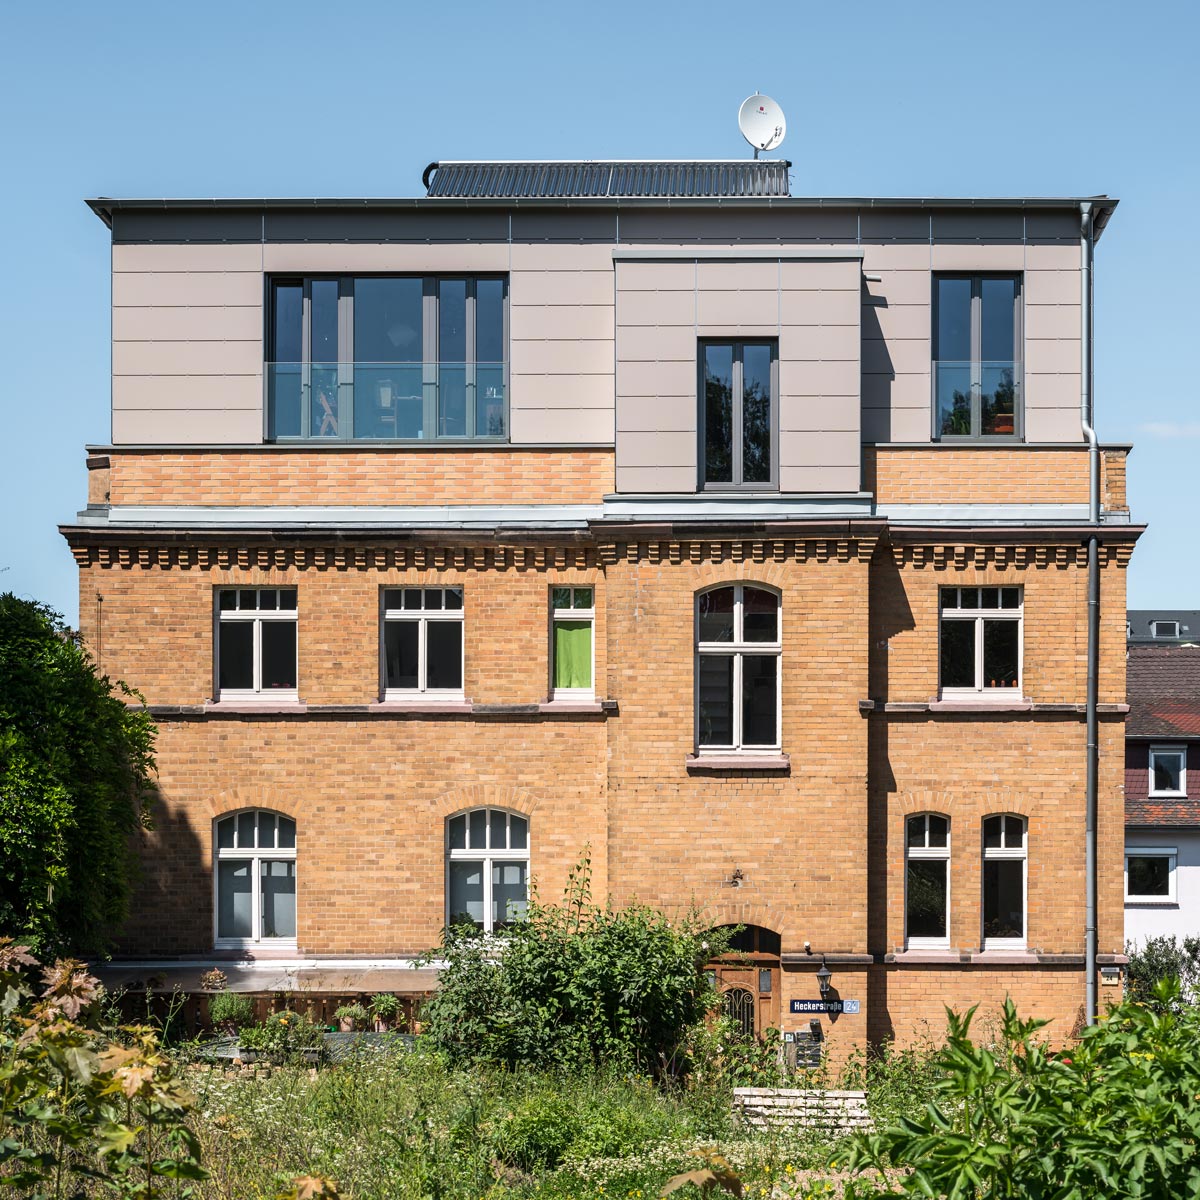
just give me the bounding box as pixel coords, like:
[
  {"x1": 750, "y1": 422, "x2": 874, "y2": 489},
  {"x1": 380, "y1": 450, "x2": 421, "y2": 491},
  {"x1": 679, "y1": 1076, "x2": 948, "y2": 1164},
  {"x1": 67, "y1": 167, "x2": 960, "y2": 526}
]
[
  {"x1": 62, "y1": 161, "x2": 1141, "y2": 1058},
  {"x1": 1124, "y1": 643, "x2": 1200, "y2": 945},
  {"x1": 1127, "y1": 609, "x2": 1200, "y2": 647}
]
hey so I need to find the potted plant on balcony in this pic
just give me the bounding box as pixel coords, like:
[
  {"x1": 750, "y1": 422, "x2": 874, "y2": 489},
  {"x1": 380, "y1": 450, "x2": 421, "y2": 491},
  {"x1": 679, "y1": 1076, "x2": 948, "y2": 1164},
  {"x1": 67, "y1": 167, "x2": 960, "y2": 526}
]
[
  {"x1": 334, "y1": 1001, "x2": 369, "y2": 1033},
  {"x1": 208, "y1": 990, "x2": 255, "y2": 1038},
  {"x1": 369, "y1": 992, "x2": 402, "y2": 1032}
]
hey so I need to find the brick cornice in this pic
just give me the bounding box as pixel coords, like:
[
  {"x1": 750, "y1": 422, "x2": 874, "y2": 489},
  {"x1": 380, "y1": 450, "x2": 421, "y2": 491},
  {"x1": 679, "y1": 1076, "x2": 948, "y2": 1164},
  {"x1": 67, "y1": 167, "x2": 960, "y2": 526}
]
[{"x1": 888, "y1": 536, "x2": 1139, "y2": 571}]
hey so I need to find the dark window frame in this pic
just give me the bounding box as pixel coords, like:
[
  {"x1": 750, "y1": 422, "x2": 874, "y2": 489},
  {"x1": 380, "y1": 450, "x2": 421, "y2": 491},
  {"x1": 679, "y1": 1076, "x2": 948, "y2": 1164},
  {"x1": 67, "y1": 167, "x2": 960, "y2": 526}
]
[
  {"x1": 266, "y1": 274, "x2": 509, "y2": 443},
  {"x1": 697, "y1": 339, "x2": 779, "y2": 491},
  {"x1": 932, "y1": 273, "x2": 1024, "y2": 441}
]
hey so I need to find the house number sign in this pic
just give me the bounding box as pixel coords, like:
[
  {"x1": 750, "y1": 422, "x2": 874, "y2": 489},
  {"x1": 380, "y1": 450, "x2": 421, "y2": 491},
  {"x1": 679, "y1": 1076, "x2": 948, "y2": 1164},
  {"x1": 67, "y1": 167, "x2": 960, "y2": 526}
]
[{"x1": 790, "y1": 999, "x2": 860, "y2": 1014}]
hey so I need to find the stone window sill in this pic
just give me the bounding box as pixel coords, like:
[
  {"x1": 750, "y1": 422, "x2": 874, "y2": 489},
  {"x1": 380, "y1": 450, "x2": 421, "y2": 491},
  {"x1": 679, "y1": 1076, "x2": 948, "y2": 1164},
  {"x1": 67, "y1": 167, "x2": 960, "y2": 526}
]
[
  {"x1": 686, "y1": 753, "x2": 790, "y2": 773},
  {"x1": 204, "y1": 700, "x2": 307, "y2": 715}
]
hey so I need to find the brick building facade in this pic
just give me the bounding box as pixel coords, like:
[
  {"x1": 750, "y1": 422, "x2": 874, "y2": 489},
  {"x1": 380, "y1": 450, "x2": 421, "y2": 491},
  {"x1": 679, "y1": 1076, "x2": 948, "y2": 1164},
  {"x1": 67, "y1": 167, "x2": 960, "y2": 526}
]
[{"x1": 64, "y1": 163, "x2": 1139, "y2": 1058}]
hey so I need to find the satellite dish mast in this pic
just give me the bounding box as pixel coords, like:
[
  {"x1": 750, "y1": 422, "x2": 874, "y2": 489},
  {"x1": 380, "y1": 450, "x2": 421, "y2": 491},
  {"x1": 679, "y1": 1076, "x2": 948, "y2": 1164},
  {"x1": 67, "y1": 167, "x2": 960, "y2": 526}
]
[{"x1": 738, "y1": 93, "x2": 786, "y2": 159}]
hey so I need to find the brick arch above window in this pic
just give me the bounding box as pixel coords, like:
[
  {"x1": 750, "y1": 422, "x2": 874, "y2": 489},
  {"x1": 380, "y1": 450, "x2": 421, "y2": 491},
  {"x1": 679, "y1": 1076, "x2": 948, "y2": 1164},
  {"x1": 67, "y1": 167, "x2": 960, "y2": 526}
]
[
  {"x1": 698, "y1": 901, "x2": 784, "y2": 939},
  {"x1": 692, "y1": 561, "x2": 791, "y2": 592},
  {"x1": 895, "y1": 791, "x2": 1032, "y2": 821},
  {"x1": 207, "y1": 789, "x2": 305, "y2": 821},
  {"x1": 431, "y1": 785, "x2": 542, "y2": 822}
]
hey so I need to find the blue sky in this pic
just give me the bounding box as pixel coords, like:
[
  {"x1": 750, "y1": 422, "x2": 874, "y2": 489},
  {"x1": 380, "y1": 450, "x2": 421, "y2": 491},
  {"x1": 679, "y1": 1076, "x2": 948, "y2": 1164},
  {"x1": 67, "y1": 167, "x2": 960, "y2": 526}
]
[{"x1": 1, "y1": 0, "x2": 1196, "y2": 623}]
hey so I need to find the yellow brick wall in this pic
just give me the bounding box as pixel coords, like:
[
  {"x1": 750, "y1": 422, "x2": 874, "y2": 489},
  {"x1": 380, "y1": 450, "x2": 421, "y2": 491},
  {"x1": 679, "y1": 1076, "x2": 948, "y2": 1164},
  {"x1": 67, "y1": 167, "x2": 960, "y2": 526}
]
[{"x1": 101, "y1": 448, "x2": 614, "y2": 507}]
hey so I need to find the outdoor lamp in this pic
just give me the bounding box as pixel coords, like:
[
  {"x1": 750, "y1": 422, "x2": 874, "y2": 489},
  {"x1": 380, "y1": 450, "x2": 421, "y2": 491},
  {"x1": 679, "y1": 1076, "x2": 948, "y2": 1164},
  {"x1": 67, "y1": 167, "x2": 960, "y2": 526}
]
[{"x1": 816, "y1": 956, "x2": 832, "y2": 998}]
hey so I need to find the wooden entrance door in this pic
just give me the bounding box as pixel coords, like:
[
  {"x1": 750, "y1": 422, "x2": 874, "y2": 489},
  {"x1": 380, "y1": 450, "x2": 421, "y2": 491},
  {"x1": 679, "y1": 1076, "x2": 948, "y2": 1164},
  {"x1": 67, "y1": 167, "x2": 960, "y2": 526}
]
[{"x1": 711, "y1": 961, "x2": 779, "y2": 1036}]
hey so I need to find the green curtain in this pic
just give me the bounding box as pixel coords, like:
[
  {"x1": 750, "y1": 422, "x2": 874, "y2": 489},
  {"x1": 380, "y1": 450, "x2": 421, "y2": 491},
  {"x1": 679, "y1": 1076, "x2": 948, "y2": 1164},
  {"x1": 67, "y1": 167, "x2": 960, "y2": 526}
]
[{"x1": 554, "y1": 621, "x2": 592, "y2": 689}]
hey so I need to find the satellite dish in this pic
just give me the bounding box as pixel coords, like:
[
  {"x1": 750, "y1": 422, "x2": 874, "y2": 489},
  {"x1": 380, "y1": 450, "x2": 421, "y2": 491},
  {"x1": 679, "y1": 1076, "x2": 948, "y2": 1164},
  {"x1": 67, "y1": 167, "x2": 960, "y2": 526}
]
[{"x1": 738, "y1": 93, "x2": 786, "y2": 156}]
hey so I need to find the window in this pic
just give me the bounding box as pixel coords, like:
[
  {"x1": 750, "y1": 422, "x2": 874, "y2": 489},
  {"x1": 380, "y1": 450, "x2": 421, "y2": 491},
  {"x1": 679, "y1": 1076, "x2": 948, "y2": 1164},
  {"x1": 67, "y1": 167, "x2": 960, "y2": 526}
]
[
  {"x1": 1125, "y1": 847, "x2": 1177, "y2": 904},
  {"x1": 933, "y1": 274, "x2": 1022, "y2": 438},
  {"x1": 982, "y1": 815, "x2": 1026, "y2": 947},
  {"x1": 696, "y1": 585, "x2": 781, "y2": 751},
  {"x1": 939, "y1": 586, "x2": 1022, "y2": 696},
  {"x1": 906, "y1": 814, "x2": 950, "y2": 948},
  {"x1": 700, "y1": 340, "x2": 777, "y2": 489},
  {"x1": 446, "y1": 808, "x2": 529, "y2": 932},
  {"x1": 214, "y1": 810, "x2": 296, "y2": 946},
  {"x1": 1149, "y1": 745, "x2": 1187, "y2": 797},
  {"x1": 1152, "y1": 620, "x2": 1180, "y2": 639},
  {"x1": 382, "y1": 587, "x2": 464, "y2": 699},
  {"x1": 216, "y1": 589, "x2": 298, "y2": 700},
  {"x1": 551, "y1": 586, "x2": 594, "y2": 699},
  {"x1": 267, "y1": 275, "x2": 507, "y2": 442}
]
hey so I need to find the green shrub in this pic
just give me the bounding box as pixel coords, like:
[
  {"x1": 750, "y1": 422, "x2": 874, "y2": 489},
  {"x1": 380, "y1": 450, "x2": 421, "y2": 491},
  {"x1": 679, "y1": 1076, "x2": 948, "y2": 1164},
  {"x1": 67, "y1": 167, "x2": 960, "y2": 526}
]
[
  {"x1": 844, "y1": 979, "x2": 1200, "y2": 1199},
  {"x1": 1126, "y1": 934, "x2": 1200, "y2": 1009},
  {"x1": 369, "y1": 991, "x2": 402, "y2": 1025},
  {"x1": 209, "y1": 989, "x2": 255, "y2": 1029},
  {"x1": 240, "y1": 1010, "x2": 325, "y2": 1055},
  {"x1": 422, "y1": 853, "x2": 728, "y2": 1073},
  {"x1": 490, "y1": 1093, "x2": 580, "y2": 1171}
]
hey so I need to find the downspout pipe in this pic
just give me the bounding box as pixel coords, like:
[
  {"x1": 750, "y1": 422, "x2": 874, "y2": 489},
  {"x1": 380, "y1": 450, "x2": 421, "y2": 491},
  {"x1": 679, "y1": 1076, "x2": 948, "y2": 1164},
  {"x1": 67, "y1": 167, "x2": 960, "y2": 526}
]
[{"x1": 1081, "y1": 201, "x2": 1100, "y2": 1025}]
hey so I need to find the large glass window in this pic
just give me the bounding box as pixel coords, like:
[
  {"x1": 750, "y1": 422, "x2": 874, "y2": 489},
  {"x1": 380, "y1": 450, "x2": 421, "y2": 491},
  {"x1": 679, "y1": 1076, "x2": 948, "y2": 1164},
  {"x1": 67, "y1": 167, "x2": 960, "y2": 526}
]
[
  {"x1": 906, "y1": 814, "x2": 950, "y2": 948},
  {"x1": 267, "y1": 275, "x2": 507, "y2": 441},
  {"x1": 700, "y1": 341, "x2": 776, "y2": 489},
  {"x1": 446, "y1": 808, "x2": 529, "y2": 932},
  {"x1": 982, "y1": 815, "x2": 1026, "y2": 947},
  {"x1": 216, "y1": 588, "x2": 298, "y2": 700},
  {"x1": 939, "y1": 586, "x2": 1022, "y2": 696},
  {"x1": 1149, "y1": 745, "x2": 1187, "y2": 797},
  {"x1": 551, "y1": 586, "x2": 595, "y2": 699},
  {"x1": 696, "y1": 585, "x2": 781, "y2": 751},
  {"x1": 214, "y1": 810, "x2": 297, "y2": 946},
  {"x1": 934, "y1": 275, "x2": 1022, "y2": 439},
  {"x1": 381, "y1": 587, "x2": 464, "y2": 699}
]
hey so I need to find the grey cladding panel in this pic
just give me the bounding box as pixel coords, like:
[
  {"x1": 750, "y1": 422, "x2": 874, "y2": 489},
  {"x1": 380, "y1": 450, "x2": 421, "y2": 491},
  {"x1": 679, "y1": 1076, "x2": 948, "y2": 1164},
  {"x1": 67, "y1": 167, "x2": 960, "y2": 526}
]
[
  {"x1": 262, "y1": 209, "x2": 510, "y2": 243},
  {"x1": 112, "y1": 209, "x2": 264, "y2": 244},
  {"x1": 510, "y1": 209, "x2": 620, "y2": 241}
]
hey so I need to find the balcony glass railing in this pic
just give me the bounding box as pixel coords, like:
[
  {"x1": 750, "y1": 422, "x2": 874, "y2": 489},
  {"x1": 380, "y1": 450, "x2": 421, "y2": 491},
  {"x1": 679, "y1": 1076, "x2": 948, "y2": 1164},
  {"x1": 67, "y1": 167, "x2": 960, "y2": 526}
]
[
  {"x1": 934, "y1": 361, "x2": 1021, "y2": 439},
  {"x1": 266, "y1": 363, "x2": 507, "y2": 441}
]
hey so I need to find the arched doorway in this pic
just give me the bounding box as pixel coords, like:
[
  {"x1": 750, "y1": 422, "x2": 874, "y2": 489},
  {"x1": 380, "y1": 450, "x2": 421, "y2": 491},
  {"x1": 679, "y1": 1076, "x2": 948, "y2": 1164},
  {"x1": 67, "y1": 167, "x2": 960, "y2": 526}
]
[{"x1": 707, "y1": 925, "x2": 781, "y2": 1037}]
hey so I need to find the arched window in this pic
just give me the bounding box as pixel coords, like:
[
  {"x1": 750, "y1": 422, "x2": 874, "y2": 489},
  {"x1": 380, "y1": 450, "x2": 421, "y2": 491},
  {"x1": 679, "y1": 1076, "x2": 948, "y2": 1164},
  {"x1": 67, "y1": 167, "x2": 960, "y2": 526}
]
[
  {"x1": 982, "y1": 814, "x2": 1026, "y2": 947},
  {"x1": 214, "y1": 810, "x2": 296, "y2": 947},
  {"x1": 905, "y1": 814, "x2": 950, "y2": 948},
  {"x1": 446, "y1": 808, "x2": 529, "y2": 932},
  {"x1": 695, "y1": 584, "x2": 781, "y2": 752}
]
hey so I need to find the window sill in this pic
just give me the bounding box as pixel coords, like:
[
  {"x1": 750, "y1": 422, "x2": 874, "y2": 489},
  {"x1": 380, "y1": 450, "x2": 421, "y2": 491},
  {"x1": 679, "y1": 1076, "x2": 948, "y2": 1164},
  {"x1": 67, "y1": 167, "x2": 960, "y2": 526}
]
[
  {"x1": 1125, "y1": 898, "x2": 1179, "y2": 907},
  {"x1": 887, "y1": 949, "x2": 1038, "y2": 965},
  {"x1": 214, "y1": 941, "x2": 298, "y2": 952},
  {"x1": 686, "y1": 753, "x2": 790, "y2": 772},
  {"x1": 374, "y1": 698, "x2": 472, "y2": 714},
  {"x1": 930, "y1": 696, "x2": 1030, "y2": 712},
  {"x1": 1148, "y1": 792, "x2": 1187, "y2": 800},
  {"x1": 205, "y1": 699, "x2": 305, "y2": 714}
]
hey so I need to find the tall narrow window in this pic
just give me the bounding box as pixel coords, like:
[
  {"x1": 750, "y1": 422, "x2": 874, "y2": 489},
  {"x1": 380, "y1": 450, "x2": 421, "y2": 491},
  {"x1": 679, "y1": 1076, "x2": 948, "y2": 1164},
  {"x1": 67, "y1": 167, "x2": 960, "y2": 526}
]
[
  {"x1": 934, "y1": 275, "x2": 1022, "y2": 439},
  {"x1": 696, "y1": 585, "x2": 781, "y2": 752},
  {"x1": 551, "y1": 586, "x2": 595, "y2": 699},
  {"x1": 382, "y1": 587, "x2": 464, "y2": 699},
  {"x1": 906, "y1": 814, "x2": 950, "y2": 948},
  {"x1": 939, "y1": 586, "x2": 1022, "y2": 696},
  {"x1": 446, "y1": 808, "x2": 529, "y2": 932},
  {"x1": 700, "y1": 341, "x2": 776, "y2": 489},
  {"x1": 214, "y1": 810, "x2": 297, "y2": 946},
  {"x1": 216, "y1": 588, "x2": 298, "y2": 700},
  {"x1": 982, "y1": 815, "x2": 1026, "y2": 947}
]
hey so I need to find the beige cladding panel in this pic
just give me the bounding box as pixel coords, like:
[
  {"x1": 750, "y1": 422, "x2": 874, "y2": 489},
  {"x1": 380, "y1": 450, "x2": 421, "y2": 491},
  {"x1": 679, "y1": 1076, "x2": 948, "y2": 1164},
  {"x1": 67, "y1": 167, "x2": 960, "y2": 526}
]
[
  {"x1": 113, "y1": 305, "x2": 262, "y2": 342},
  {"x1": 1025, "y1": 304, "x2": 1082, "y2": 341},
  {"x1": 1025, "y1": 270, "x2": 1081, "y2": 305},
  {"x1": 508, "y1": 408, "x2": 613, "y2": 444},
  {"x1": 509, "y1": 374, "x2": 614, "y2": 410},
  {"x1": 111, "y1": 408, "x2": 263, "y2": 444},
  {"x1": 510, "y1": 339, "x2": 614, "y2": 376},
  {"x1": 113, "y1": 375, "x2": 263, "y2": 412},
  {"x1": 509, "y1": 304, "x2": 615, "y2": 341},
  {"x1": 780, "y1": 429, "x2": 861, "y2": 470},
  {"x1": 113, "y1": 243, "x2": 265, "y2": 273},
  {"x1": 112, "y1": 271, "x2": 264, "y2": 309},
  {"x1": 114, "y1": 340, "x2": 263, "y2": 377},
  {"x1": 510, "y1": 271, "x2": 613, "y2": 307}
]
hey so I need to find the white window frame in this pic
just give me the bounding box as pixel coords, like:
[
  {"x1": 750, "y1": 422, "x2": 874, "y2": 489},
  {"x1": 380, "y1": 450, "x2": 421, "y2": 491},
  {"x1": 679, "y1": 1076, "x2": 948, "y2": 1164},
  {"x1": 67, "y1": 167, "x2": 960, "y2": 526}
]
[
  {"x1": 1152, "y1": 620, "x2": 1180, "y2": 639},
  {"x1": 695, "y1": 584, "x2": 783, "y2": 754},
  {"x1": 1125, "y1": 846, "x2": 1178, "y2": 905},
  {"x1": 939, "y1": 586, "x2": 1023, "y2": 699},
  {"x1": 981, "y1": 814, "x2": 1027, "y2": 950},
  {"x1": 215, "y1": 588, "x2": 299, "y2": 702},
  {"x1": 550, "y1": 585, "x2": 596, "y2": 701},
  {"x1": 1149, "y1": 744, "x2": 1187, "y2": 798},
  {"x1": 213, "y1": 809, "x2": 297, "y2": 950},
  {"x1": 905, "y1": 813, "x2": 951, "y2": 950},
  {"x1": 381, "y1": 586, "x2": 466, "y2": 700},
  {"x1": 445, "y1": 807, "x2": 530, "y2": 933}
]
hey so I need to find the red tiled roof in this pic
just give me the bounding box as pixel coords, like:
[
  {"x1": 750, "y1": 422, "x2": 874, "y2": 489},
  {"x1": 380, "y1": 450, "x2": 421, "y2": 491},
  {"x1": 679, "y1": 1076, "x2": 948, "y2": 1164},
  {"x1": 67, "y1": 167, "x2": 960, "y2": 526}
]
[
  {"x1": 1127, "y1": 645, "x2": 1200, "y2": 738},
  {"x1": 1127, "y1": 798, "x2": 1200, "y2": 827}
]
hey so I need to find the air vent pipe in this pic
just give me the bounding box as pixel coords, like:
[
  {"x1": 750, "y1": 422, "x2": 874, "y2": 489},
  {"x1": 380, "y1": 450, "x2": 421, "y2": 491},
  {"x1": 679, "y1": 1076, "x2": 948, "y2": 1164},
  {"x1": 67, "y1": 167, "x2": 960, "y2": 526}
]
[{"x1": 1081, "y1": 201, "x2": 1100, "y2": 1026}]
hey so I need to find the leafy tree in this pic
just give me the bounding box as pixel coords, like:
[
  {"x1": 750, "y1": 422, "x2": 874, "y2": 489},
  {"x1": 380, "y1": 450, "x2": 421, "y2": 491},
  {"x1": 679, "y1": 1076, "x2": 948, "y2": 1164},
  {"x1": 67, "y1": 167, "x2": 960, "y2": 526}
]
[
  {"x1": 1125, "y1": 934, "x2": 1200, "y2": 1010},
  {"x1": 843, "y1": 979, "x2": 1200, "y2": 1199},
  {"x1": 422, "y1": 854, "x2": 726, "y2": 1073},
  {"x1": 0, "y1": 593, "x2": 156, "y2": 955}
]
